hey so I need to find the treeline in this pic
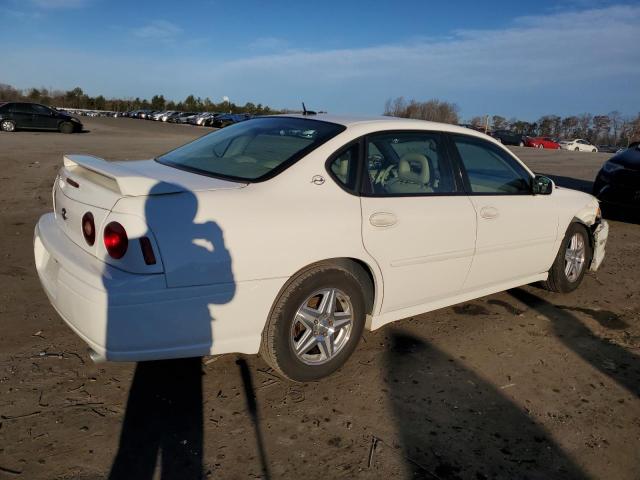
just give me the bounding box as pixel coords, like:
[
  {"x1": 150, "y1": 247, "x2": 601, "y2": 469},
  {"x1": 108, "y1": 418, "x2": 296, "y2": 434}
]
[
  {"x1": 384, "y1": 97, "x2": 640, "y2": 147},
  {"x1": 384, "y1": 97, "x2": 460, "y2": 125},
  {"x1": 0, "y1": 84, "x2": 281, "y2": 116}
]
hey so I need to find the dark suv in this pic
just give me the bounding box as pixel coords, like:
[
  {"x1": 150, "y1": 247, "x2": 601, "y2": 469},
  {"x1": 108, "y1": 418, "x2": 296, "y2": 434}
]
[
  {"x1": 490, "y1": 129, "x2": 525, "y2": 146},
  {"x1": 0, "y1": 102, "x2": 83, "y2": 133}
]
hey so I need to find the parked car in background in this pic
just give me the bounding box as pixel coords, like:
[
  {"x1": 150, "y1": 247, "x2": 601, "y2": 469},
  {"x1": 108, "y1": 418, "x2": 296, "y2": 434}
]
[
  {"x1": 210, "y1": 113, "x2": 251, "y2": 128},
  {"x1": 597, "y1": 145, "x2": 619, "y2": 154},
  {"x1": 559, "y1": 139, "x2": 598, "y2": 152},
  {"x1": 490, "y1": 130, "x2": 526, "y2": 146},
  {"x1": 201, "y1": 113, "x2": 223, "y2": 127},
  {"x1": 525, "y1": 137, "x2": 561, "y2": 149},
  {"x1": 34, "y1": 114, "x2": 608, "y2": 381},
  {"x1": 169, "y1": 112, "x2": 199, "y2": 123},
  {"x1": 195, "y1": 112, "x2": 217, "y2": 126},
  {"x1": 159, "y1": 111, "x2": 177, "y2": 122},
  {"x1": 0, "y1": 102, "x2": 83, "y2": 133},
  {"x1": 593, "y1": 141, "x2": 640, "y2": 208}
]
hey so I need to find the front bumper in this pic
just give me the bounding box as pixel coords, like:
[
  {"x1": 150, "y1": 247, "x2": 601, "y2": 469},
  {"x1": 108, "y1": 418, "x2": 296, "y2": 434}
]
[
  {"x1": 34, "y1": 213, "x2": 274, "y2": 362},
  {"x1": 589, "y1": 220, "x2": 609, "y2": 272}
]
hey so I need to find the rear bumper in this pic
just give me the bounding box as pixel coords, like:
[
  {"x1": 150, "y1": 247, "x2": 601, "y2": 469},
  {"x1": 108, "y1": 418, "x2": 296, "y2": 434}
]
[{"x1": 34, "y1": 213, "x2": 279, "y2": 362}]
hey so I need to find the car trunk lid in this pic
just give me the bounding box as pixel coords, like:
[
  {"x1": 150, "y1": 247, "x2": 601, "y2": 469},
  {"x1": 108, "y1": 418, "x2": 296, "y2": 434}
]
[{"x1": 54, "y1": 154, "x2": 246, "y2": 259}]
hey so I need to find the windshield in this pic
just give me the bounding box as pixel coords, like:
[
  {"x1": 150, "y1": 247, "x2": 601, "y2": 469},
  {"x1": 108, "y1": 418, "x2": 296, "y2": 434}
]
[{"x1": 156, "y1": 117, "x2": 346, "y2": 181}]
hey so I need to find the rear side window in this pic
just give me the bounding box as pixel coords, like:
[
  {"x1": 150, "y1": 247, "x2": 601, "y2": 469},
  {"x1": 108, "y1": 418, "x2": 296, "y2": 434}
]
[
  {"x1": 157, "y1": 117, "x2": 345, "y2": 181},
  {"x1": 452, "y1": 134, "x2": 531, "y2": 194},
  {"x1": 12, "y1": 103, "x2": 35, "y2": 114},
  {"x1": 363, "y1": 131, "x2": 458, "y2": 196},
  {"x1": 328, "y1": 143, "x2": 359, "y2": 192}
]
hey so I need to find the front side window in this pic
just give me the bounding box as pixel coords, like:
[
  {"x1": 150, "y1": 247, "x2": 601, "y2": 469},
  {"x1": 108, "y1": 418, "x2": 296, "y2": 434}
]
[
  {"x1": 32, "y1": 104, "x2": 51, "y2": 115},
  {"x1": 452, "y1": 134, "x2": 531, "y2": 194},
  {"x1": 363, "y1": 131, "x2": 458, "y2": 196},
  {"x1": 157, "y1": 117, "x2": 345, "y2": 181}
]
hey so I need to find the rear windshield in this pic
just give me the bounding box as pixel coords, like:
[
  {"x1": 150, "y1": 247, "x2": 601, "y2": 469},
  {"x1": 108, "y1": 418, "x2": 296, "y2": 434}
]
[{"x1": 157, "y1": 117, "x2": 346, "y2": 181}]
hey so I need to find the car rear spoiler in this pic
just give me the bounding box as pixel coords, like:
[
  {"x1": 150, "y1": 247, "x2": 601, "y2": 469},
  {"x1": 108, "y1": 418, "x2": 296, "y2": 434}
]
[{"x1": 63, "y1": 154, "x2": 185, "y2": 196}]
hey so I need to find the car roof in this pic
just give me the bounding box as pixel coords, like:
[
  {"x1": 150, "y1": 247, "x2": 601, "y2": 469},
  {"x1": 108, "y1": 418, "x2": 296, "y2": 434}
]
[{"x1": 272, "y1": 113, "x2": 492, "y2": 137}]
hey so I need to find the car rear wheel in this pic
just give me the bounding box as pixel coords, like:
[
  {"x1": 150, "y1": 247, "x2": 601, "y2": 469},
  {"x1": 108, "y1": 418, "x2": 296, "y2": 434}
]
[
  {"x1": 542, "y1": 223, "x2": 592, "y2": 293},
  {"x1": 592, "y1": 148, "x2": 597, "y2": 153},
  {"x1": 260, "y1": 261, "x2": 368, "y2": 382},
  {"x1": 59, "y1": 122, "x2": 74, "y2": 134},
  {"x1": 574, "y1": 147, "x2": 580, "y2": 151},
  {"x1": 1, "y1": 120, "x2": 16, "y2": 132}
]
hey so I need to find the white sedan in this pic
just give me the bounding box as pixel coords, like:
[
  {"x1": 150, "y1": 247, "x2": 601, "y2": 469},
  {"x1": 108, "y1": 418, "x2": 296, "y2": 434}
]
[
  {"x1": 34, "y1": 115, "x2": 609, "y2": 381},
  {"x1": 559, "y1": 139, "x2": 598, "y2": 152}
]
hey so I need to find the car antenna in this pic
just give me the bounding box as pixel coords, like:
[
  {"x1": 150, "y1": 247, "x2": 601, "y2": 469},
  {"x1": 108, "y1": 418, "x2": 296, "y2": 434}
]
[{"x1": 302, "y1": 102, "x2": 316, "y2": 116}]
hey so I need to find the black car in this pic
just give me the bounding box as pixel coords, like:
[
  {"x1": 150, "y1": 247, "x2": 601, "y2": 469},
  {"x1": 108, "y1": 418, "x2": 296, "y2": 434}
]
[
  {"x1": 0, "y1": 102, "x2": 83, "y2": 133},
  {"x1": 597, "y1": 145, "x2": 619, "y2": 154},
  {"x1": 490, "y1": 129, "x2": 526, "y2": 146},
  {"x1": 593, "y1": 142, "x2": 640, "y2": 208}
]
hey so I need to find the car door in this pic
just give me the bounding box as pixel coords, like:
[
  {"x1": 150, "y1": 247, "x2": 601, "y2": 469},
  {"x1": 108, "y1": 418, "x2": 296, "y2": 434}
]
[
  {"x1": 31, "y1": 104, "x2": 58, "y2": 129},
  {"x1": 358, "y1": 131, "x2": 477, "y2": 314},
  {"x1": 10, "y1": 103, "x2": 36, "y2": 128},
  {"x1": 449, "y1": 133, "x2": 559, "y2": 291}
]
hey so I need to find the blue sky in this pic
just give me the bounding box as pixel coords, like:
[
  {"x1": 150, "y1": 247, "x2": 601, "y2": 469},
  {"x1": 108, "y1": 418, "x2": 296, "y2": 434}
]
[{"x1": 1, "y1": 0, "x2": 639, "y2": 120}]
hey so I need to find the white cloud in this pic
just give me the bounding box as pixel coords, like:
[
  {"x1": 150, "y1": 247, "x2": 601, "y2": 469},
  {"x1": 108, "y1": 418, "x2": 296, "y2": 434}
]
[{"x1": 133, "y1": 20, "x2": 182, "y2": 40}]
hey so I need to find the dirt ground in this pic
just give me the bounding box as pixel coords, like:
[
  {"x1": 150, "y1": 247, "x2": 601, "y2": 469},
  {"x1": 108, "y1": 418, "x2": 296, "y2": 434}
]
[{"x1": 0, "y1": 117, "x2": 638, "y2": 480}]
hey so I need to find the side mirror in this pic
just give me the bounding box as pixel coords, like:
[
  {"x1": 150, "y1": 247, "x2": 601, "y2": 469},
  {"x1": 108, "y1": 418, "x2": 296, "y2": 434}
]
[{"x1": 532, "y1": 174, "x2": 554, "y2": 195}]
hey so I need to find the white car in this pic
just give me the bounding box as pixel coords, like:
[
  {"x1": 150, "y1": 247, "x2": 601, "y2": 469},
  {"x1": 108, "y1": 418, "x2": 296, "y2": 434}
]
[
  {"x1": 559, "y1": 139, "x2": 598, "y2": 152},
  {"x1": 33, "y1": 115, "x2": 609, "y2": 381}
]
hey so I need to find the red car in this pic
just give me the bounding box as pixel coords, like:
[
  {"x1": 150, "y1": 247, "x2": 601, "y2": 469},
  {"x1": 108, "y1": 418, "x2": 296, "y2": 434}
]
[{"x1": 525, "y1": 136, "x2": 561, "y2": 149}]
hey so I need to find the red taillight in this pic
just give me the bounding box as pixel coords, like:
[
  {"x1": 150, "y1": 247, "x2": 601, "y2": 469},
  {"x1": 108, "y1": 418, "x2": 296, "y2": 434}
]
[
  {"x1": 82, "y1": 212, "x2": 95, "y2": 246},
  {"x1": 104, "y1": 222, "x2": 128, "y2": 259}
]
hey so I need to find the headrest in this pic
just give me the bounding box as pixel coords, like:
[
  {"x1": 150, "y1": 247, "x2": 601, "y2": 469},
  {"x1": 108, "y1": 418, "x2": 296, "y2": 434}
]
[{"x1": 398, "y1": 153, "x2": 430, "y2": 185}]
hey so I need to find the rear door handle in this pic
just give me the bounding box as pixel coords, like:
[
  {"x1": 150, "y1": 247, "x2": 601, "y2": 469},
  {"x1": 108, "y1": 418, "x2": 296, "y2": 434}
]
[
  {"x1": 480, "y1": 206, "x2": 499, "y2": 219},
  {"x1": 369, "y1": 212, "x2": 397, "y2": 227}
]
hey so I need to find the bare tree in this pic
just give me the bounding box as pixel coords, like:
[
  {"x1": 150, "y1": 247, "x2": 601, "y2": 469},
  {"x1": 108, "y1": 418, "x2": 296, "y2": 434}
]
[{"x1": 383, "y1": 97, "x2": 459, "y2": 124}]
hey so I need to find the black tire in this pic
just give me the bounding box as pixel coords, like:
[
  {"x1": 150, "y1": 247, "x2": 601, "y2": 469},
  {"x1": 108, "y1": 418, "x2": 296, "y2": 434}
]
[
  {"x1": 592, "y1": 149, "x2": 597, "y2": 153},
  {"x1": 260, "y1": 260, "x2": 369, "y2": 382},
  {"x1": 59, "y1": 122, "x2": 74, "y2": 134},
  {"x1": 542, "y1": 223, "x2": 592, "y2": 293},
  {"x1": 1, "y1": 119, "x2": 16, "y2": 132},
  {"x1": 574, "y1": 147, "x2": 580, "y2": 151}
]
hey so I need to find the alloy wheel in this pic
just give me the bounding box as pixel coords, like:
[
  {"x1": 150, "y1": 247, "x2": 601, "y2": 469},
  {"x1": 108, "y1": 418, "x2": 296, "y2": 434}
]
[
  {"x1": 564, "y1": 233, "x2": 586, "y2": 282},
  {"x1": 1, "y1": 120, "x2": 15, "y2": 132},
  {"x1": 290, "y1": 288, "x2": 354, "y2": 365}
]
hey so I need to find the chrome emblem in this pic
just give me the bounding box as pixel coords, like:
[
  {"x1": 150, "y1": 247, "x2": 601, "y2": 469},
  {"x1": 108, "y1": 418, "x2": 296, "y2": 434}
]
[
  {"x1": 311, "y1": 175, "x2": 325, "y2": 185},
  {"x1": 61, "y1": 208, "x2": 68, "y2": 220}
]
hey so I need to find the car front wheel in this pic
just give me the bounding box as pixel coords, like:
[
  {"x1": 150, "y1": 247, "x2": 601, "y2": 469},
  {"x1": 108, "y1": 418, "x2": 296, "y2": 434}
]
[
  {"x1": 59, "y1": 122, "x2": 74, "y2": 134},
  {"x1": 543, "y1": 223, "x2": 592, "y2": 293},
  {"x1": 261, "y1": 261, "x2": 368, "y2": 382},
  {"x1": 1, "y1": 120, "x2": 16, "y2": 132}
]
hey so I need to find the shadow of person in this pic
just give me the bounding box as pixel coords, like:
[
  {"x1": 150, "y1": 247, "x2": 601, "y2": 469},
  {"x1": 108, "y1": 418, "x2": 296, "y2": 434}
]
[
  {"x1": 107, "y1": 183, "x2": 236, "y2": 479},
  {"x1": 109, "y1": 358, "x2": 204, "y2": 480},
  {"x1": 509, "y1": 288, "x2": 640, "y2": 398},
  {"x1": 383, "y1": 328, "x2": 587, "y2": 479}
]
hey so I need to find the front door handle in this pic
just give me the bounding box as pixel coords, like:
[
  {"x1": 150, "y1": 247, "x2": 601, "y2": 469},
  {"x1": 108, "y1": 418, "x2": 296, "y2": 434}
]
[
  {"x1": 480, "y1": 206, "x2": 499, "y2": 219},
  {"x1": 369, "y1": 212, "x2": 397, "y2": 227}
]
